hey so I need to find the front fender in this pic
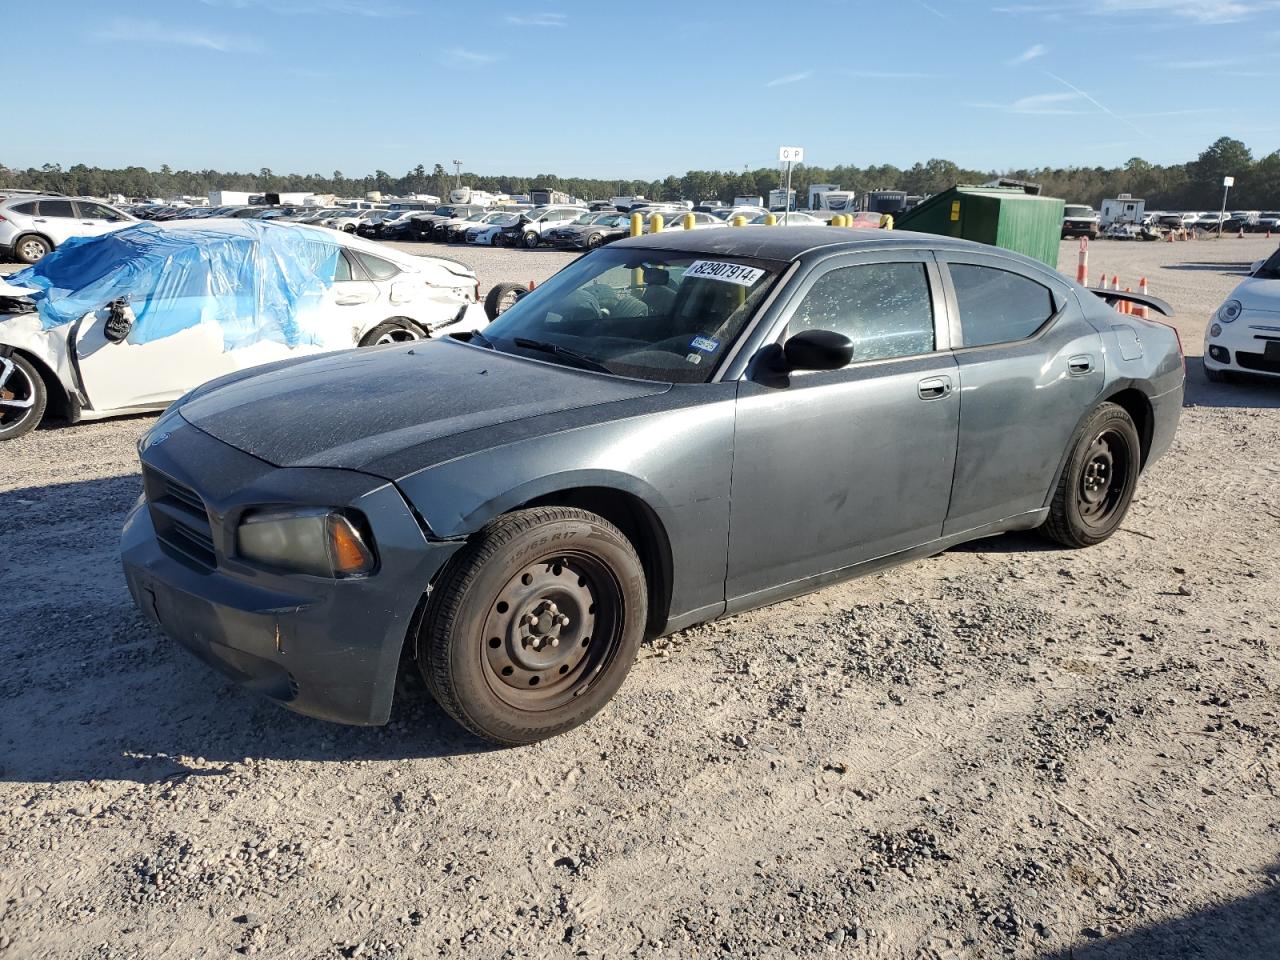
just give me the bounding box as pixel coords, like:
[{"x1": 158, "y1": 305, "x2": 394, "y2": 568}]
[{"x1": 394, "y1": 392, "x2": 738, "y2": 625}]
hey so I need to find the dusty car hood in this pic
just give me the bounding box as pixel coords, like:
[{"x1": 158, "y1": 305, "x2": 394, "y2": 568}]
[{"x1": 179, "y1": 337, "x2": 670, "y2": 474}]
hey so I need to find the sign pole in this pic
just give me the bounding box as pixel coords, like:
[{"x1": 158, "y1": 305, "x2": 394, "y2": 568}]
[
  {"x1": 778, "y1": 146, "x2": 804, "y2": 227},
  {"x1": 1219, "y1": 175, "x2": 1234, "y2": 237}
]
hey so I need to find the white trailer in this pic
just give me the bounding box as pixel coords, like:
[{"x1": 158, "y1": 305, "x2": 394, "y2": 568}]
[
  {"x1": 808, "y1": 184, "x2": 841, "y2": 210},
  {"x1": 1101, "y1": 195, "x2": 1146, "y2": 227}
]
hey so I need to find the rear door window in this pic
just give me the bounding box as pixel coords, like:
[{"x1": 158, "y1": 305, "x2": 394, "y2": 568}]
[
  {"x1": 787, "y1": 262, "x2": 936, "y2": 362},
  {"x1": 948, "y1": 264, "x2": 1056, "y2": 347},
  {"x1": 39, "y1": 200, "x2": 76, "y2": 218},
  {"x1": 353, "y1": 251, "x2": 400, "y2": 280}
]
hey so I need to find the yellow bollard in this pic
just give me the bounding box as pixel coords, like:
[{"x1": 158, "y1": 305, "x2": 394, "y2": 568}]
[
  {"x1": 683, "y1": 212, "x2": 695, "y2": 230},
  {"x1": 732, "y1": 215, "x2": 746, "y2": 227},
  {"x1": 651, "y1": 213, "x2": 664, "y2": 234},
  {"x1": 831, "y1": 215, "x2": 844, "y2": 227},
  {"x1": 881, "y1": 214, "x2": 894, "y2": 230},
  {"x1": 630, "y1": 212, "x2": 642, "y2": 237},
  {"x1": 764, "y1": 213, "x2": 777, "y2": 226}
]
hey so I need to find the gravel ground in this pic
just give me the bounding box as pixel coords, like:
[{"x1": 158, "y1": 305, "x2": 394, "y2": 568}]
[{"x1": 1, "y1": 235, "x2": 1278, "y2": 960}]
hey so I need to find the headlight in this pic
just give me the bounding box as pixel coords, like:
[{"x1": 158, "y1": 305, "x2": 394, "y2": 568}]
[
  {"x1": 237, "y1": 508, "x2": 376, "y2": 578},
  {"x1": 1218, "y1": 299, "x2": 1242, "y2": 323}
]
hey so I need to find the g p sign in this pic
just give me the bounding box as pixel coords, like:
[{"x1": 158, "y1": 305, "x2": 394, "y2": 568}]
[
  {"x1": 778, "y1": 146, "x2": 805, "y2": 163},
  {"x1": 1223, "y1": 176, "x2": 1235, "y2": 188}
]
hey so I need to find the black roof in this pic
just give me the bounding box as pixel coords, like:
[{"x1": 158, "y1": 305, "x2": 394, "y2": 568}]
[{"x1": 611, "y1": 225, "x2": 981, "y2": 262}]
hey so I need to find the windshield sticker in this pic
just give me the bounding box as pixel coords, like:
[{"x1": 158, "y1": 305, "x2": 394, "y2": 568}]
[
  {"x1": 690, "y1": 335, "x2": 720, "y2": 353},
  {"x1": 685, "y1": 352, "x2": 703, "y2": 365},
  {"x1": 686, "y1": 260, "x2": 765, "y2": 287}
]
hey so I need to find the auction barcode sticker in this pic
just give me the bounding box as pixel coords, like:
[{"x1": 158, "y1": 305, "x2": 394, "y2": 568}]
[{"x1": 686, "y1": 260, "x2": 765, "y2": 287}]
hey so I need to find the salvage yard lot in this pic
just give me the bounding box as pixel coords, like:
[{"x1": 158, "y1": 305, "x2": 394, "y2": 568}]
[{"x1": 1, "y1": 238, "x2": 1278, "y2": 959}]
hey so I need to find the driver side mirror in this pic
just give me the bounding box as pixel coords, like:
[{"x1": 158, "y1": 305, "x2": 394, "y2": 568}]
[{"x1": 781, "y1": 329, "x2": 854, "y2": 371}]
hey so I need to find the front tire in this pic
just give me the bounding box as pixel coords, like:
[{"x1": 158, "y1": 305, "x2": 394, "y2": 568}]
[
  {"x1": 1204, "y1": 364, "x2": 1230, "y2": 384},
  {"x1": 420, "y1": 507, "x2": 647, "y2": 745},
  {"x1": 1041, "y1": 402, "x2": 1141, "y2": 548},
  {"x1": 359, "y1": 318, "x2": 427, "y2": 347},
  {"x1": 522, "y1": 231, "x2": 540, "y2": 249},
  {"x1": 0, "y1": 352, "x2": 48, "y2": 441},
  {"x1": 585, "y1": 232, "x2": 603, "y2": 249}
]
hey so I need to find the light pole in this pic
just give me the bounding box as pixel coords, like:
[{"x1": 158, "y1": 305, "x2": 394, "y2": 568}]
[
  {"x1": 452, "y1": 160, "x2": 463, "y2": 191},
  {"x1": 1219, "y1": 175, "x2": 1234, "y2": 237}
]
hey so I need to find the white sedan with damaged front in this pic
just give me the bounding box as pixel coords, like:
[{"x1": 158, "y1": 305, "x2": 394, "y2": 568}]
[{"x1": 0, "y1": 219, "x2": 487, "y2": 440}]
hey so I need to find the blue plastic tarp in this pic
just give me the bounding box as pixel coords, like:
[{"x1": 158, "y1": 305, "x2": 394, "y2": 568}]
[{"x1": 8, "y1": 220, "x2": 341, "y2": 348}]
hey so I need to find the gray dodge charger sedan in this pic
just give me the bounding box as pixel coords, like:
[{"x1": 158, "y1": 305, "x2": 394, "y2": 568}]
[{"x1": 121, "y1": 227, "x2": 1184, "y2": 745}]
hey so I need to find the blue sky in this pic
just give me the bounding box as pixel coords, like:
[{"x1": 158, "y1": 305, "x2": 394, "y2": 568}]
[{"x1": 6, "y1": 0, "x2": 1279, "y2": 178}]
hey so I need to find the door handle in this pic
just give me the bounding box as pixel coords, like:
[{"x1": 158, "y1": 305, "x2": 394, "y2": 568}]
[
  {"x1": 917, "y1": 376, "x2": 952, "y2": 400},
  {"x1": 1068, "y1": 354, "x2": 1094, "y2": 376}
]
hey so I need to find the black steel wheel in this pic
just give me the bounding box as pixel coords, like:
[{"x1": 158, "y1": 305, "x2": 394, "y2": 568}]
[
  {"x1": 1041, "y1": 402, "x2": 1141, "y2": 548},
  {"x1": 419, "y1": 506, "x2": 647, "y2": 745},
  {"x1": 0, "y1": 352, "x2": 48, "y2": 441}
]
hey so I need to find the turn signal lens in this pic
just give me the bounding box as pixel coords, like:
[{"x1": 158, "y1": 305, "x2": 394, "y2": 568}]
[{"x1": 328, "y1": 514, "x2": 375, "y2": 576}]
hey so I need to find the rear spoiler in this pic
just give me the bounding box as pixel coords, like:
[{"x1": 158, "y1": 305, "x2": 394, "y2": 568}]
[{"x1": 1086, "y1": 287, "x2": 1174, "y2": 318}]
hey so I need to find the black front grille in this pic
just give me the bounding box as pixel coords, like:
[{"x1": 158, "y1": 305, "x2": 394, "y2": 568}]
[
  {"x1": 143, "y1": 466, "x2": 216, "y2": 568},
  {"x1": 1236, "y1": 351, "x2": 1280, "y2": 374}
]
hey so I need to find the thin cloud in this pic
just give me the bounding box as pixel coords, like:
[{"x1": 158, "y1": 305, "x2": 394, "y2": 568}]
[
  {"x1": 911, "y1": 0, "x2": 951, "y2": 19},
  {"x1": 1043, "y1": 69, "x2": 1152, "y2": 138},
  {"x1": 765, "y1": 71, "x2": 814, "y2": 88},
  {"x1": 200, "y1": 0, "x2": 415, "y2": 16},
  {"x1": 970, "y1": 91, "x2": 1088, "y2": 114},
  {"x1": 90, "y1": 18, "x2": 260, "y2": 53},
  {"x1": 505, "y1": 12, "x2": 567, "y2": 26},
  {"x1": 842, "y1": 69, "x2": 944, "y2": 79},
  {"x1": 442, "y1": 47, "x2": 501, "y2": 67},
  {"x1": 1007, "y1": 43, "x2": 1047, "y2": 65},
  {"x1": 1094, "y1": 0, "x2": 1280, "y2": 23}
]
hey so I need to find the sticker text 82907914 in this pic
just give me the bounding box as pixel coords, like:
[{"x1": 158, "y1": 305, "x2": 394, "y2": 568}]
[{"x1": 685, "y1": 260, "x2": 765, "y2": 287}]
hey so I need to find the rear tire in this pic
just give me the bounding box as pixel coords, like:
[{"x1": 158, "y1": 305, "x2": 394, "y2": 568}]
[
  {"x1": 419, "y1": 507, "x2": 647, "y2": 745},
  {"x1": 0, "y1": 352, "x2": 48, "y2": 441},
  {"x1": 13, "y1": 235, "x2": 50, "y2": 264},
  {"x1": 359, "y1": 318, "x2": 427, "y2": 347},
  {"x1": 1040, "y1": 402, "x2": 1141, "y2": 548},
  {"x1": 484, "y1": 282, "x2": 526, "y2": 320}
]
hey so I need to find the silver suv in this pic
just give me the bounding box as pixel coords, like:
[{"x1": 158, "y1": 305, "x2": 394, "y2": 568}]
[{"x1": 0, "y1": 193, "x2": 136, "y2": 264}]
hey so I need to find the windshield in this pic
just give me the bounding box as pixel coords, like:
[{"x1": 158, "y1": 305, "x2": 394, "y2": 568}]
[
  {"x1": 1255, "y1": 249, "x2": 1280, "y2": 280},
  {"x1": 479, "y1": 248, "x2": 783, "y2": 383},
  {"x1": 1064, "y1": 206, "x2": 1093, "y2": 217}
]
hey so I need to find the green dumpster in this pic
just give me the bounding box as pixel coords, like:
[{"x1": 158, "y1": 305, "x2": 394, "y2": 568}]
[{"x1": 896, "y1": 186, "x2": 1065, "y2": 267}]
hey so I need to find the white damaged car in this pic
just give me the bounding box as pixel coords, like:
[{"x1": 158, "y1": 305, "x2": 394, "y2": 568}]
[
  {"x1": 0, "y1": 219, "x2": 487, "y2": 440},
  {"x1": 1203, "y1": 247, "x2": 1280, "y2": 383}
]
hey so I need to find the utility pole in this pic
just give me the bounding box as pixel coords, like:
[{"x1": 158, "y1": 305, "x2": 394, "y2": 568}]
[{"x1": 452, "y1": 160, "x2": 463, "y2": 191}]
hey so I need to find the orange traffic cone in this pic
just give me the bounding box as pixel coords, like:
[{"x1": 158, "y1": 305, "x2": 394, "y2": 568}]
[{"x1": 528, "y1": 280, "x2": 536, "y2": 291}]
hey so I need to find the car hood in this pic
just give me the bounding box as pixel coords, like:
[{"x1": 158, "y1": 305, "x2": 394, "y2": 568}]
[
  {"x1": 179, "y1": 337, "x2": 671, "y2": 475},
  {"x1": 1234, "y1": 276, "x2": 1280, "y2": 313}
]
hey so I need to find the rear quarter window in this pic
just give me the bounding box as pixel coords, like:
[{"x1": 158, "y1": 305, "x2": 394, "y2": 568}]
[{"x1": 949, "y1": 263, "x2": 1057, "y2": 348}]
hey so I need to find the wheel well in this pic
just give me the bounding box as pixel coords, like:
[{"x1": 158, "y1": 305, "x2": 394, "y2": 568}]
[
  {"x1": 1103, "y1": 388, "x2": 1154, "y2": 467},
  {"x1": 523, "y1": 487, "x2": 673, "y2": 639},
  {"x1": 12, "y1": 231, "x2": 54, "y2": 253},
  {"x1": 10, "y1": 348, "x2": 72, "y2": 421}
]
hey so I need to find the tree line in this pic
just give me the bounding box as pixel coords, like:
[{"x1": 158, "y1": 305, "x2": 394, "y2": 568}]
[{"x1": 3, "y1": 137, "x2": 1277, "y2": 211}]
